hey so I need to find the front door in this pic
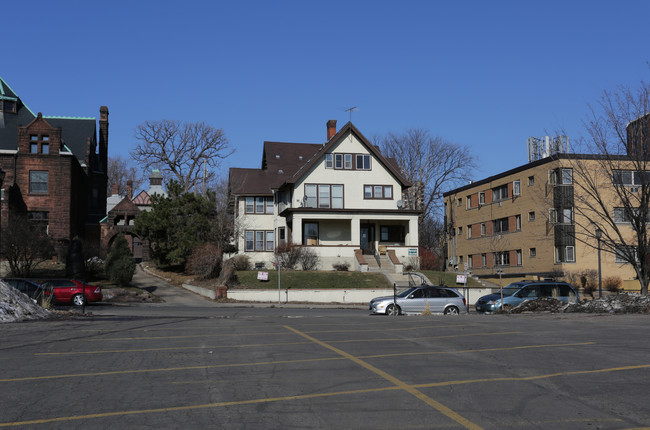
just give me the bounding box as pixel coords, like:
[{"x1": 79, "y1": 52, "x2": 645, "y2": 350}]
[{"x1": 360, "y1": 224, "x2": 374, "y2": 255}]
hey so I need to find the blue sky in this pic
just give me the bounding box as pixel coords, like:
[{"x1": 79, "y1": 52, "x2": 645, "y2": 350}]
[{"x1": 3, "y1": 0, "x2": 649, "y2": 188}]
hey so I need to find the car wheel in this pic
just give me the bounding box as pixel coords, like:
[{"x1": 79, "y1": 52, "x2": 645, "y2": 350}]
[
  {"x1": 444, "y1": 306, "x2": 460, "y2": 315},
  {"x1": 386, "y1": 304, "x2": 401, "y2": 316},
  {"x1": 72, "y1": 294, "x2": 86, "y2": 307}
]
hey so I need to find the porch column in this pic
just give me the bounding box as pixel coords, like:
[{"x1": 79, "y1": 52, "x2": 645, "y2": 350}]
[
  {"x1": 408, "y1": 216, "x2": 419, "y2": 246},
  {"x1": 292, "y1": 214, "x2": 303, "y2": 245},
  {"x1": 351, "y1": 215, "x2": 361, "y2": 247}
]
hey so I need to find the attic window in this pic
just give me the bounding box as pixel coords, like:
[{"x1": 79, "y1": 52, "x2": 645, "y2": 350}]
[{"x1": 0, "y1": 100, "x2": 16, "y2": 113}]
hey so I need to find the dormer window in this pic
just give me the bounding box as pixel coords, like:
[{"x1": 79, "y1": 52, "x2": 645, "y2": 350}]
[
  {"x1": 0, "y1": 100, "x2": 16, "y2": 113},
  {"x1": 29, "y1": 134, "x2": 50, "y2": 154}
]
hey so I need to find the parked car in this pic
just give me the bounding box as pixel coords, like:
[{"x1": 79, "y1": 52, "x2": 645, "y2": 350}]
[
  {"x1": 40, "y1": 280, "x2": 103, "y2": 306},
  {"x1": 2, "y1": 278, "x2": 49, "y2": 302},
  {"x1": 475, "y1": 281, "x2": 579, "y2": 313},
  {"x1": 369, "y1": 285, "x2": 467, "y2": 315}
]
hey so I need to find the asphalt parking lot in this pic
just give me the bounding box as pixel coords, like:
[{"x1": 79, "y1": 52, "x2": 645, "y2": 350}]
[{"x1": 1, "y1": 306, "x2": 650, "y2": 429}]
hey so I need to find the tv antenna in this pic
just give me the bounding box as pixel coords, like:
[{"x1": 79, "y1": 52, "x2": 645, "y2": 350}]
[{"x1": 345, "y1": 106, "x2": 358, "y2": 121}]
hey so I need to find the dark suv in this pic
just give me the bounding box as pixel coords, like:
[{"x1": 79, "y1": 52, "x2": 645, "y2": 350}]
[{"x1": 475, "y1": 281, "x2": 579, "y2": 313}]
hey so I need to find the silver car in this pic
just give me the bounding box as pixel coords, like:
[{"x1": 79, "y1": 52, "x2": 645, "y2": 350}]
[{"x1": 369, "y1": 285, "x2": 467, "y2": 315}]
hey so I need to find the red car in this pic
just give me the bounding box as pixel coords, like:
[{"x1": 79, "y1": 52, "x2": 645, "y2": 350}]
[{"x1": 40, "y1": 280, "x2": 103, "y2": 306}]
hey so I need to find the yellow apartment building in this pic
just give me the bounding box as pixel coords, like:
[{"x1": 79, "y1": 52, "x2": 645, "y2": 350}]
[{"x1": 443, "y1": 153, "x2": 642, "y2": 290}]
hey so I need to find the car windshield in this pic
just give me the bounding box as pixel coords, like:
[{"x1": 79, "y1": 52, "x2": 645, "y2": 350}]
[
  {"x1": 500, "y1": 284, "x2": 524, "y2": 296},
  {"x1": 396, "y1": 287, "x2": 418, "y2": 298}
]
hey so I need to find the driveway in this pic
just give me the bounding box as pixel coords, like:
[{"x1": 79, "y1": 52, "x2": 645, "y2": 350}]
[{"x1": 129, "y1": 265, "x2": 211, "y2": 307}]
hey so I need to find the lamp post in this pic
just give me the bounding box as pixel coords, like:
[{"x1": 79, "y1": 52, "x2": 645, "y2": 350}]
[
  {"x1": 596, "y1": 228, "x2": 602, "y2": 299},
  {"x1": 0, "y1": 167, "x2": 5, "y2": 266}
]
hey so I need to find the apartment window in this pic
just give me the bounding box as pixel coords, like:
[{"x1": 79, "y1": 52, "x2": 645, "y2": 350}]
[
  {"x1": 615, "y1": 245, "x2": 638, "y2": 264},
  {"x1": 555, "y1": 246, "x2": 576, "y2": 263},
  {"x1": 458, "y1": 226, "x2": 463, "y2": 236},
  {"x1": 303, "y1": 222, "x2": 319, "y2": 245},
  {"x1": 613, "y1": 207, "x2": 635, "y2": 223},
  {"x1": 467, "y1": 225, "x2": 472, "y2": 239},
  {"x1": 552, "y1": 168, "x2": 573, "y2": 185},
  {"x1": 492, "y1": 184, "x2": 508, "y2": 201},
  {"x1": 457, "y1": 198, "x2": 462, "y2": 207},
  {"x1": 528, "y1": 211, "x2": 535, "y2": 222},
  {"x1": 560, "y1": 208, "x2": 573, "y2": 224},
  {"x1": 495, "y1": 251, "x2": 510, "y2": 266},
  {"x1": 29, "y1": 171, "x2": 48, "y2": 194},
  {"x1": 530, "y1": 248, "x2": 536, "y2": 258},
  {"x1": 325, "y1": 154, "x2": 333, "y2": 169},
  {"x1": 364, "y1": 185, "x2": 393, "y2": 199},
  {"x1": 356, "y1": 154, "x2": 371, "y2": 170},
  {"x1": 245, "y1": 230, "x2": 274, "y2": 252},
  {"x1": 516, "y1": 249, "x2": 522, "y2": 265},
  {"x1": 515, "y1": 215, "x2": 521, "y2": 231},
  {"x1": 493, "y1": 217, "x2": 509, "y2": 233},
  {"x1": 480, "y1": 223, "x2": 486, "y2": 236},
  {"x1": 528, "y1": 176, "x2": 535, "y2": 186},
  {"x1": 481, "y1": 254, "x2": 487, "y2": 267},
  {"x1": 479, "y1": 192, "x2": 485, "y2": 205},
  {"x1": 513, "y1": 180, "x2": 521, "y2": 196},
  {"x1": 468, "y1": 255, "x2": 473, "y2": 269},
  {"x1": 380, "y1": 225, "x2": 405, "y2": 243}
]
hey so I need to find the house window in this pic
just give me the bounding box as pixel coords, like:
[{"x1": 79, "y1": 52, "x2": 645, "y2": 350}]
[
  {"x1": 344, "y1": 154, "x2": 352, "y2": 169},
  {"x1": 364, "y1": 185, "x2": 393, "y2": 199},
  {"x1": 325, "y1": 154, "x2": 333, "y2": 169},
  {"x1": 331, "y1": 185, "x2": 343, "y2": 208},
  {"x1": 305, "y1": 185, "x2": 317, "y2": 207},
  {"x1": 492, "y1": 184, "x2": 508, "y2": 201},
  {"x1": 306, "y1": 184, "x2": 343, "y2": 208},
  {"x1": 303, "y1": 222, "x2": 319, "y2": 245},
  {"x1": 29, "y1": 171, "x2": 48, "y2": 194},
  {"x1": 278, "y1": 227, "x2": 286, "y2": 244},
  {"x1": 245, "y1": 196, "x2": 273, "y2": 214},
  {"x1": 513, "y1": 180, "x2": 521, "y2": 196},
  {"x1": 528, "y1": 211, "x2": 535, "y2": 222},
  {"x1": 479, "y1": 192, "x2": 485, "y2": 205},
  {"x1": 356, "y1": 154, "x2": 371, "y2": 170},
  {"x1": 380, "y1": 225, "x2": 405, "y2": 243},
  {"x1": 0, "y1": 100, "x2": 16, "y2": 113},
  {"x1": 245, "y1": 230, "x2": 275, "y2": 252},
  {"x1": 530, "y1": 248, "x2": 536, "y2": 258},
  {"x1": 528, "y1": 176, "x2": 535, "y2": 186},
  {"x1": 335, "y1": 154, "x2": 343, "y2": 169}
]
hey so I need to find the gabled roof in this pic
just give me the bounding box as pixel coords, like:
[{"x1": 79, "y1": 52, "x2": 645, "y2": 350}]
[
  {"x1": 132, "y1": 190, "x2": 150, "y2": 206},
  {"x1": 0, "y1": 76, "x2": 96, "y2": 164},
  {"x1": 109, "y1": 196, "x2": 140, "y2": 215},
  {"x1": 284, "y1": 121, "x2": 411, "y2": 188}
]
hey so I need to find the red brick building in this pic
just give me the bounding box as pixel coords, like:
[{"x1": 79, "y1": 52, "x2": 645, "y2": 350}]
[{"x1": 0, "y1": 77, "x2": 108, "y2": 258}]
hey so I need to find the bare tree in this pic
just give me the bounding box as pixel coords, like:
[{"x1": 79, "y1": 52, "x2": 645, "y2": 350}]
[
  {"x1": 1, "y1": 215, "x2": 53, "y2": 277},
  {"x1": 568, "y1": 77, "x2": 650, "y2": 294},
  {"x1": 378, "y1": 129, "x2": 476, "y2": 221},
  {"x1": 131, "y1": 120, "x2": 233, "y2": 193},
  {"x1": 107, "y1": 155, "x2": 143, "y2": 196}
]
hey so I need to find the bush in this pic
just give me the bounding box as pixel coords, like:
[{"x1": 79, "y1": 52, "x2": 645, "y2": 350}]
[
  {"x1": 105, "y1": 235, "x2": 136, "y2": 286},
  {"x1": 231, "y1": 254, "x2": 251, "y2": 271},
  {"x1": 274, "y1": 242, "x2": 302, "y2": 269},
  {"x1": 604, "y1": 276, "x2": 622, "y2": 293},
  {"x1": 419, "y1": 247, "x2": 439, "y2": 270},
  {"x1": 300, "y1": 248, "x2": 320, "y2": 270},
  {"x1": 187, "y1": 243, "x2": 222, "y2": 280},
  {"x1": 332, "y1": 262, "x2": 350, "y2": 271}
]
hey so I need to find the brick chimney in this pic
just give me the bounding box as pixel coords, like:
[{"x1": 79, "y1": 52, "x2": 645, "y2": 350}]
[
  {"x1": 327, "y1": 119, "x2": 337, "y2": 141},
  {"x1": 111, "y1": 183, "x2": 119, "y2": 196},
  {"x1": 126, "y1": 180, "x2": 133, "y2": 200}
]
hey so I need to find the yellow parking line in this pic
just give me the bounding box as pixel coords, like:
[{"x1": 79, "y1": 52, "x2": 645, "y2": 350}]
[
  {"x1": 3, "y1": 341, "x2": 594, "y2": 383},
  {"x1": 2, "y1": 362, "x2": 648, "y2": 427},
  {"x1": 285, "y1": 325, "x2": 483, "y2": 430},
  {"x1": 36, "y1": 331, "x2": 521, "y2": 356}
]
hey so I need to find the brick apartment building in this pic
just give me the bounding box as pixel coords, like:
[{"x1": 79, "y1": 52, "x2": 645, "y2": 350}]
[{"x1": 0, "y1": 77, "x2": 108, "y2": 257}]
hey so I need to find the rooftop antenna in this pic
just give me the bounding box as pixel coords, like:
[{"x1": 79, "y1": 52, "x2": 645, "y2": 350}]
[{"x1": 345, "y1": 106, "x2": 358, "y2": 122}]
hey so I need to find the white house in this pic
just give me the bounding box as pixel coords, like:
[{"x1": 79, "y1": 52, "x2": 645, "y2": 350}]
[{"x1": 228, "y1": 120, "x2": 421, "y2": 271}]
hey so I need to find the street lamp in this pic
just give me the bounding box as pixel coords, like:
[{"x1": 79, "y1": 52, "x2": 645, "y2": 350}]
[
  {"x1": 0, "y1": 167, "x2": 5, "y2": 264},
  {"x1": 596, "y1": 228, "x2": 603, "y2": 299}
]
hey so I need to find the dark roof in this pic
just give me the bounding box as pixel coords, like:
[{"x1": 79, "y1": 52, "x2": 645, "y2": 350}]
[
  {"x1": 442, "y1": 152, "x2": 628, "y2": 196},
  {"x1": 0, "y1": 77, "x2": 96, "y2": 164},
  {"x1": 229, "y1": 168, "x2": 275, "y2": 196}
]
